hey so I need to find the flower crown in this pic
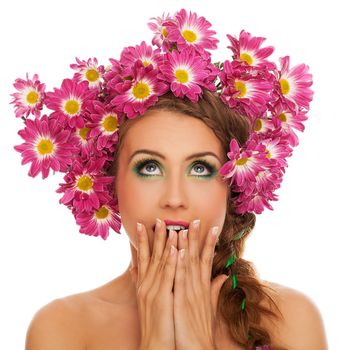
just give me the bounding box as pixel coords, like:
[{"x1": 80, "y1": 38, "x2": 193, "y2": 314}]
[{"x1": 11, "y1": 9, "x2": 313, "y2": 240}]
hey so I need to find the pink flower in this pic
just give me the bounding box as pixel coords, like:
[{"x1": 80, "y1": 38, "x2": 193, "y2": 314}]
[
  {"x1": 271, "y1": 101, "x2": 309, "y2": 147},
  {"x1": 74, "y1": 200, "x2": 121, "y2": 240},
  {"x1": 45, "y1": 79, "x2": 97, "y2": 128},
  {"x1": 158, "y1": 46, "x2": 213, "y2": 102},
  {"x1": 220, "y1": 60, "x2": 272, "y2": 118},
  {"x1": 110, "y1": 60, "x2": 169, "y2": 118},
  {"x1": 10, "y1": 73, "x2": 46, "y2": 118},
  {"x1": 277, "y1": 56, "x2": 313, "y2": 111},
  {"x1": 85, "y1": 101, "x2": 120, "y2": 152},
  {"x1": 165, "y1": 9, "x2": 218, "y2": 53},
  {"x1": 147, "y1": 12, "x2": 174, "y2": 49},
  {"x1": 14, "y1": 115, "x2": 78, "y2": 179},
  {"x1": 219, "y1": 136, "x2": 269, "y2": 189},
  {"x1": 227, "y1": 30, "x2": 275, "y2": 69},
  {"x1": 56, "y1": 158, "x2": 114, "y2": 213},
  {"x1": 70, "y1": 57, "x2": 105, "y2": 89},
  {"x1": 120, "y1": 41, "x2": 163, "y2": 72}
]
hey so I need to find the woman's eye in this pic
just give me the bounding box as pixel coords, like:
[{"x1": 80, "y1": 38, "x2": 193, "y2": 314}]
[{"x1": 134, "y1": 158, "x2": 216, "y2": 178}]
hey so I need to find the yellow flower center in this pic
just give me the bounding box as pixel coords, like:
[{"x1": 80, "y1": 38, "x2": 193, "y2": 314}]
[
  {"x1": 64, "y1": 99, "x2": 80, "y2": 115},
  {"x1": 254, "y1": 118, "x2": 263, "y2": 131},
  {"x1": 162, "y1": 27, "x2": 168, "y2": 38},
  {"x1": 279, "y1": 79, "x2": 290, "y2": 95},
  {"x1": 132, "y1": 81, "x2": 150, "y2": 99},
  {"x1": 143, "y1": 60, "x2": 151, "y2": 67},
  {"x1": 26, "y1": 90, "x2": 39, "y2": 105},
  {"x1": 240, "y1": 52, "x2": 253, "y2": 65},
  {"x1": 37, "y1": 139, "x2": 54, "y2": 155},
  {"x1": 236, "y1": 157, "x2": 248, "y2": 166},
  {"x1": 79, "y1": 127, "x2": 91, "y2": 140},
  {"x1": 85, "y1": 69, "x2": 99, "y2": 82},
  {"x1": 95, "y1": 206, "x2": 109, "y2": 220},
  {"x1": 76, "y1": 175, "x2": 93, "y2": 192},
  {"x1": 175, "y1": 69, "x2": 189, "y2": 83},
  {"x1": 278, "y1": 113, "x2": 287, "y2": 122},
  {"x1": 235, "y1": 81, "x2": 247, "y2": 97},
  {"x1": 103, "y1": 115, "x2": 118, "y2": 132},
  {"x1": 182, "y1": 29, "x2": 197, "y2": 43},
  {"x1": 265, "y1": 147, "x2": 271, "y2": 159}
]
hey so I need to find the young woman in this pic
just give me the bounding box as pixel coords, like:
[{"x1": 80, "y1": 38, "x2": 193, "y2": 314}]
[{"x1": 13, "y1": 9, "x2": 328, "y2": 350}]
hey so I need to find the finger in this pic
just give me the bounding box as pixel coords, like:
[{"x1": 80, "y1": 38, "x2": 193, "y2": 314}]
[
  {"x1": 174, "y1": 246, "x2": 186, "y2": 301},
  {"x1": 211, "y1": 274, "x2": 229, "y2": 318},
  {"x1": 200, "y1": 226, "x2": 219, "y2": 285},
  {"x1": 158, "y1": 230, "x2": 178, "y2": 294},
  {"x1": 188, "y1": 219, "x2": 201, "y2": 286},
  {"x1": 147, "y1": 218, "x2": 168, "y2": 279},
  {"x1": 136, "y1": 222, "x2": 150, "y2": 288}
]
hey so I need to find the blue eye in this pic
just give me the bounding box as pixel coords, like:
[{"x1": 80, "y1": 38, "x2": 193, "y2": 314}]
[{"x1": 132, "y1": 157, "x2": 217, "y2": 179}]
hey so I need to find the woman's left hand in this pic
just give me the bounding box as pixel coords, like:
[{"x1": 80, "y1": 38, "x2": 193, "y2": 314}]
[{"x1": 173, "y1": 220, "x2": 229, "y2": 350}]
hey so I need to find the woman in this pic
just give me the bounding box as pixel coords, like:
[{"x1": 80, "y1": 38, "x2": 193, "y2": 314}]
[{"x1": 14, "y1": 9, "x2": 328, "y2": 350}]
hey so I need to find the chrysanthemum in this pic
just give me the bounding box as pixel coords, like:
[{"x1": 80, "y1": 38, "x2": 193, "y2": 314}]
[
  {"x1": 227, "y1": 31, "x2": 275, "y2": 69},
  {"x1": 14, "y1": 115, "x2": 78, "y2": 179},
  {"x1": 110, "y1": 60, "x2": 169, "y2": 118},
  {"x1": 10, "y1": 73, "x2": 46, "y2": 118},
  {"x1": 147, "y1": 12, "x2": 174, "y2": 49},
  {"x1": 271, "y1": 101, "x2": 309, "y2": 147},
  {"x1": 56, "y1": 158, "x2": 114, "y2": 213},
  {"x1": 277, "y1": 56, "x2": 313, "y2": 111},
  {"x1": 70, "y1": 57, "x2": 105, "y2": 89},
  {"x1": 75, "y1": 200, "x2": 121, "y2": 240},
  {"x1": 45, "y1": 79, "x2": 97, "y2": 128},
  {"x1": 158, "y1": 47, "x2": 212, "y2": 102},
  {"x1": 219, "y1": 136, "x2": 269, "y2": 189},
  {"x1": 165, "y1": 8, "x2": 218, "y2": 53},
  {"x1": 260, "y1": 136, "x2": 292, "y2": 168},
  {"x1": 120, "y1": 41, "x2": 163, "y2": 71},
  {"x1": 220, "y1": 60, "x2": 272, "y2": 117},
  {"x1": 86, "y1": 101, "x2": 120, "y2": 151}
]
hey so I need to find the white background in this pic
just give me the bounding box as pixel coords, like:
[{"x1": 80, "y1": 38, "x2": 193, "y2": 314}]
[{"x1": 0, "y1": 0, "x2": 348, "y2": 348}]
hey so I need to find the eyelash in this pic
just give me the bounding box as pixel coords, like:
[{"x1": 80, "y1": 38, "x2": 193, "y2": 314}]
[{"x1": 133, "y1": 157, "x2": 217, "y2": 178}]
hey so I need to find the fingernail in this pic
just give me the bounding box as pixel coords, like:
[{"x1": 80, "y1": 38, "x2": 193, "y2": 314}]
[
  {"x1": 137, "y1": 222, "x2": 142, "y2": 233},
  {"x1": 156, "y1": 218, "x2": 162, "y2": 229},
  {"x1": 182, "y1": 229, "x2": 188, "y2": 239},
  {"x1": 193, "y1": 219, "x2": 200, "y2": 229},
  {"x1": 169, "y1": 229, "x2": 174, "y2": 240},
  {"x1": 180, "y1": 249, "x2": 185, "y2": 259},
  {"x1": 170, "y1": 245, "x2": 176, "y2": 256},
  {"x1": 211, "y1": 226, "x2": 219, "y2": 237}
]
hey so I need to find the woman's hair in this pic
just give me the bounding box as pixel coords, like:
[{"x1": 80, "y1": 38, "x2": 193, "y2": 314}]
[{"x1": 108, "y1": 90, "x2": 287, "y2": 350}]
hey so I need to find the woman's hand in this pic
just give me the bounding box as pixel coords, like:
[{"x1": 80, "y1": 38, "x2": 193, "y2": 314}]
[
  {"x1": 174, "y1": 220, "x2": 229, "y2": 350},
  {"x1": 130, "y1": 219, "x2": 178, "y2": 350}
]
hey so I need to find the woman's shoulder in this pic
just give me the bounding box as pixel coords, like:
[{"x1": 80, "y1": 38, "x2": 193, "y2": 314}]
[{"x1": 262, "y1": 280, "x2": 328, "y2": 349}]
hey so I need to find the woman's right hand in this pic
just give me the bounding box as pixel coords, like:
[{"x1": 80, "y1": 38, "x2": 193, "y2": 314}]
[{"x1": 130, "y1": 218, "x2": 178, "y2": 350}]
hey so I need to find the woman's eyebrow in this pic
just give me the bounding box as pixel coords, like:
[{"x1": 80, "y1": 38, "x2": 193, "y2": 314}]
[{"x1": 128, "y1": 149, "x2": 221, "y2": 164}]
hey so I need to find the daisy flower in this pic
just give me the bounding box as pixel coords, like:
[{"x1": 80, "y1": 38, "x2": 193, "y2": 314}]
[
  {"x1": 110, "y1": 60, "x2": 169, "y2": 118},
  {"x1": 120, "y1": 41, "x2": 163, "y2": 71},
  {"x1": 45, "y1": 79, "x2": 97, "y2": 129},
  {"x1": 220, "y1": 60, "x2": 272, "y2": 118},
  {"x1": 277, "y1": 56, "x2": 313, "y2": 111},
  {"x1": 166, "y1": 8, "x2": 219, "y2": 53},
  {"x1": 271, "y1": 101, "x2": 309, "y2": 147},
  {"x1": 158, "y1": 46, "x2": 211, "y2": 102},
  {"x1": 227, "y1": 30, "x2": 275, "y2": 69},
  {"x1": 70, "y1": 57, "x2": 105, "y2": 89},
  {"x1": 10, "y1": 73, "x2": 46, "y2": 118},
  {"x1": 75, "y1": 200, "x2": 121, "y2": 240},
  {"x1": 86, "y1": 101, "x2": 120, "y2": 151},
  {"x1": 56, "y1": 157, "x2": 114, "y2": 213},
  {"x1": 147, "y1": 12, "x2": 174, "y2": 49},
  {"x1": 219, "y1": 136, "x2": 269, "y2": 189},
  {"x1": 14, "y1": 115, "x2": 78, "y2": 179}
]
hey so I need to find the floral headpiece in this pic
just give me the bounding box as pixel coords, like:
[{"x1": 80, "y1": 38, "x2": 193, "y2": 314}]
[{"x1": 11, "y1": 9, "x2": 313, "y2": 240}]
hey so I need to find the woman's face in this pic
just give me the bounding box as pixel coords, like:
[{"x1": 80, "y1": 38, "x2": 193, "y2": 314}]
[{"x1": 115, "y1": 109, "x2": 229, "y2": 252}]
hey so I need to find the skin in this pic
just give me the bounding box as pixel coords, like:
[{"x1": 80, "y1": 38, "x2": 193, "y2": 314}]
[{"x1": 115, "y1": 109, "x2": 230, "y2": 282}]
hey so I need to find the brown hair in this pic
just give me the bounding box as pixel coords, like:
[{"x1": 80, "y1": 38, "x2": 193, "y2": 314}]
[{"x1": 108, "y1": 90, "x2": 287, "y2": 350}]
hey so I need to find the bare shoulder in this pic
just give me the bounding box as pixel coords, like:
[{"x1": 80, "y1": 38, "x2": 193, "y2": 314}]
[
  {"x1": 25, "y1": 295, "x2": 89, "y2": 350},
  {"x1": 264, "y1": 281, "x2": 329, "y2": 350}
]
